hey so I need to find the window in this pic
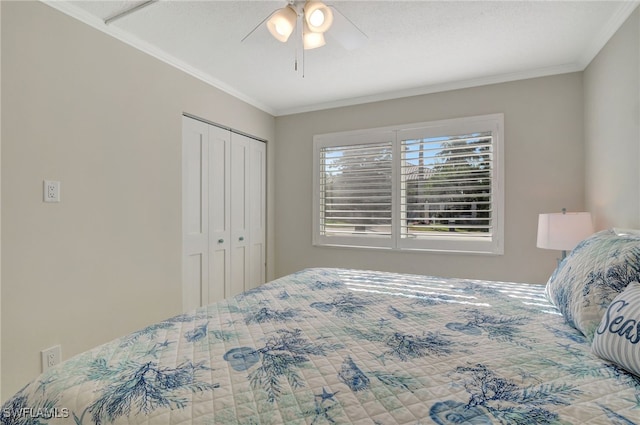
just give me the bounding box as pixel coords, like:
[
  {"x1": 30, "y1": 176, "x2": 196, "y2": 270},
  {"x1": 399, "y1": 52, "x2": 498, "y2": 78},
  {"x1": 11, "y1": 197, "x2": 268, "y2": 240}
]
[{"x1": 313, "y1": 114, "x2": 504, "y2": 254}]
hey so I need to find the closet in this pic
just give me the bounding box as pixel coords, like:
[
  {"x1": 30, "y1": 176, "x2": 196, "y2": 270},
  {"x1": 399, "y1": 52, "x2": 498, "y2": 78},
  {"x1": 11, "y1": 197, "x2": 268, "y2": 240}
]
[{"x1": 182, "y1": 115, "x2": 266, "y2": 312}]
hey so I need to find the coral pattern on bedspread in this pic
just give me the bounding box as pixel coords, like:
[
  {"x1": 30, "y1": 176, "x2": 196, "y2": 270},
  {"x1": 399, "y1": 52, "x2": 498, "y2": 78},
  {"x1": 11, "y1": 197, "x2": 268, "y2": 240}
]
[{"x1": 2, "y1": 268, "x2": 639, "y2": 424}]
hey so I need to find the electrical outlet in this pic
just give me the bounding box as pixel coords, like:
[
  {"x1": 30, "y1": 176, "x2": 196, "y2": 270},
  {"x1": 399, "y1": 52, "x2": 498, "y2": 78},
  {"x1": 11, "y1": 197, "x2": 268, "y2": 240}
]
[
  {"x1": 43, "y1": 180, "x2": 60, "y2": 203},
  {"x1": 41, "y1": 345, "x2": 61, "y2": 372}
]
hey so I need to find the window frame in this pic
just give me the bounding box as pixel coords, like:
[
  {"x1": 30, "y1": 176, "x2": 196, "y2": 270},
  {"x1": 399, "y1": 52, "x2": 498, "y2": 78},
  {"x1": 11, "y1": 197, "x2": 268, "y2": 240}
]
[{"x1": 312, "y1": 113, "x2": 504, "y2": 255}]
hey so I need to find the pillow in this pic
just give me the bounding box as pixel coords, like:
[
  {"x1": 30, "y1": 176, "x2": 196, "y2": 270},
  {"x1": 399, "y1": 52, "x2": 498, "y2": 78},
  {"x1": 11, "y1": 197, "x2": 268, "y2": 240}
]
[
  {"x1": 592, "y1": 282, "x2": 640, "y2": 377},
  {"x1": 545, "y1": 229, "x2": 640, "y2": 340}
]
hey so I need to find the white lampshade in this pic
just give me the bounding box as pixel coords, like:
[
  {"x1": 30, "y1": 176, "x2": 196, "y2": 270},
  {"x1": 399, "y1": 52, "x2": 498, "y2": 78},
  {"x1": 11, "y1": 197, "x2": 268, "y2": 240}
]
[
  {"x1": 537, "y1": 211, "x2": 593, "y2": 251},
  {"x1": 266, "y1": 6, "x2": 297, "y2": 42},
  {"x1": 303, "y1": 25, "x2": 326, "y2": 49},
  {"x1": 304, "y1": 1, "x2": 333, "y2": 33}
]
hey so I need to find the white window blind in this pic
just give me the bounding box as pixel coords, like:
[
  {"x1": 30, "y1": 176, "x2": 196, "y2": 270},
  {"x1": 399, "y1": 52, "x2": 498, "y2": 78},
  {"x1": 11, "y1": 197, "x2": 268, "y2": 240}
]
[
  {"x1": 320, "y1": 142, "x2": 393, "y2": 238},
  {"x1": 313, "y1": 114, "x2": 503, "y2": 254},
  {"x1": 400, "y1": 132, "x2": 493, "y2": 239}
]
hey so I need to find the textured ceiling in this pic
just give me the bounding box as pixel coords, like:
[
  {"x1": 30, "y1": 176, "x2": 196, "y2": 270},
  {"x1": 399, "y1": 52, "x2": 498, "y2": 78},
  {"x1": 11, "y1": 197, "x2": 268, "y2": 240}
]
[{"x1": 48, "y1": 0, "x2": 639, "y2": 116}]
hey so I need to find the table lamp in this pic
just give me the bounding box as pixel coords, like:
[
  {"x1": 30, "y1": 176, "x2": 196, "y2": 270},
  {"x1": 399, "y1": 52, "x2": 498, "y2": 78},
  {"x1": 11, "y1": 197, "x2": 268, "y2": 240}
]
[{"x1": 537, "y1": 208, "x2": 593, "y2": 264}]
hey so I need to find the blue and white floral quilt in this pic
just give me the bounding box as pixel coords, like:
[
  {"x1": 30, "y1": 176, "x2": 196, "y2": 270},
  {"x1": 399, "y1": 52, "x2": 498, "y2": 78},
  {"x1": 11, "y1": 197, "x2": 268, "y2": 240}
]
[{"x1": 2, "y1": 268, "x2": 639, "y2": 424}]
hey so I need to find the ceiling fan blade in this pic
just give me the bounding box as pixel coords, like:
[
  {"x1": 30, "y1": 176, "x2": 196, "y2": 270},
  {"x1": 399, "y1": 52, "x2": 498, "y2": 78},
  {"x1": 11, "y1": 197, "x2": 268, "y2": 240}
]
[
  {"x1": 327, "y1": 5, "x2": 368, "y2": 50},
  {"x1": 104, "y1": 0, "x2": 158, "y2": 25},
  {"x1": 241, "y1": 8, "x2": 280, "y2": 43}
]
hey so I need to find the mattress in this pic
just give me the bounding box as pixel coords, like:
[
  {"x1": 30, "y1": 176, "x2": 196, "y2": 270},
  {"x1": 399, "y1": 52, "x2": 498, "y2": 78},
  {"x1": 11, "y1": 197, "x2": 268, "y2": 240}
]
[{"x1": 2, "y1": 268, "x2": 639, "y2": 424}]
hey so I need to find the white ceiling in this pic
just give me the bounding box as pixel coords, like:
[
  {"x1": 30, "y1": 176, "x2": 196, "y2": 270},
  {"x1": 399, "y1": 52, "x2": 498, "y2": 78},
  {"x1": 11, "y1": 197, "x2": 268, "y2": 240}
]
[{"x1": 47, "y1": 0, "x2": 639, "y2": 116}]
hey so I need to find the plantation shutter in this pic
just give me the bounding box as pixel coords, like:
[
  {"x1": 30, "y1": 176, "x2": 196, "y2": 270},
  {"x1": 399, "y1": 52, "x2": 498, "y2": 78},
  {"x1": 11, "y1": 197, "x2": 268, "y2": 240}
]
[
  {"x1": 319, "y1": 141, "x2": 393, "y2": 239},
  {"x1": 313, "y1": 114, "x2": 503, "y2": 254},
  {"x1": 400, "y1": 132, "x2": 494, "y2": 240}
]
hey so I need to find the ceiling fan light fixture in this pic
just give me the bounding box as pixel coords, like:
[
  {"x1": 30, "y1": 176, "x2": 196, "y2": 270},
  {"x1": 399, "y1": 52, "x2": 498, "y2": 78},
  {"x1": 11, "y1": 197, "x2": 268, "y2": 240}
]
[
  {"x1": 304, "y1": 1, "x2": 333, "y2": 33},
  {"x1": 266, "y1": 5, "x2": 297, "y2": 42},
  {"x1": 303, "y1": 27, "x2": 326, "y2": 49}
]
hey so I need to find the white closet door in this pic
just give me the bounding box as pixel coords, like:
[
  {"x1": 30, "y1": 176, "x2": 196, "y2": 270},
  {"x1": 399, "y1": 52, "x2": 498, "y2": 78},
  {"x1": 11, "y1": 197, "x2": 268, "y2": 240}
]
[
  {"x1": 230, "y1": 133, "x2": 266, "y2": 295},
  {"x1": 230, "y1": 135, "x2": 249, "y2": 296},
  {"x1": 208, "y1": 126, "x2": 231, "y2": 304},
  {"x1": 248, "y1": 140, "x2": 266, "y2": 290},
  {"x1": 183, "y1": 116, "x2": 266, "y2": 310},
  {"x1": 181, "y1": 117, "x2": 210, "y2": 312}
]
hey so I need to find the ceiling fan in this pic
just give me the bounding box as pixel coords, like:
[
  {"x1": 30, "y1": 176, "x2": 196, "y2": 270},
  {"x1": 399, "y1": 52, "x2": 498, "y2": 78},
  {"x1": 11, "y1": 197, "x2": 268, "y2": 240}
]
[
  {"x1": 102, "y1": 0, "x2": 367, "y2": 75},
  {"x1": 103, "y1": 0, "x2": 365, "y2": 51},
  {"x1": 242, "y1": 0, "x2": 368, "y2": 51}
]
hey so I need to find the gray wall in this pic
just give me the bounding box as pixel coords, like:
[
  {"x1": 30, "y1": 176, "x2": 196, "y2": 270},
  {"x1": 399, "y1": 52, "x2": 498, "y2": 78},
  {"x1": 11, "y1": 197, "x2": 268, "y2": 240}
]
[
  {"x1": 274, "y1": 74, "x2": 586, "y2": 284},
  {"x1": 584, "y1": 8, "x2": 640, "y2": 229},
  {"x1": 1, "y1": 1, "x2": 275, "y2": 398}
]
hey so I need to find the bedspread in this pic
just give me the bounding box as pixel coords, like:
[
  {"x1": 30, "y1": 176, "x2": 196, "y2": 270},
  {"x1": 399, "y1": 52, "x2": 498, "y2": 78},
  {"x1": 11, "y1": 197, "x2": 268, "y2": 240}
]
[{"x1": 2, "y1": 268, "x2": 639, "y2": 424}]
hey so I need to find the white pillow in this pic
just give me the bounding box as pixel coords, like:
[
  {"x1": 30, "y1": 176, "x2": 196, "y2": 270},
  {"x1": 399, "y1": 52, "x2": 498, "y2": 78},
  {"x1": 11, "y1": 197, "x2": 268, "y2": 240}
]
[{"x1": 592, "y1": 281, "x2": 640, "y2": 377}]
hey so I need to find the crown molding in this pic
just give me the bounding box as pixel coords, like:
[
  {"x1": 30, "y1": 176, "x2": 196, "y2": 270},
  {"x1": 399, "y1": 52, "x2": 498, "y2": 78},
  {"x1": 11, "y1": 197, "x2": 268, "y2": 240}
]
[
  {"x1": 41, "y1": 1, "x2": 276, "y2": 116},
  {"x1": 274, "y1": 63, "x2": 582, "y2": 116},
  {"x1": 577, "y1": 0, "x2": 640, "y2": 68}
]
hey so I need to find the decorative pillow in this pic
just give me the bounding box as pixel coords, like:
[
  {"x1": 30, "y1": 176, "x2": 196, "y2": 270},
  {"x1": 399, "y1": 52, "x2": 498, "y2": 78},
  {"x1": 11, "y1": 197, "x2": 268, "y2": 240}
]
[
  {"x1": 592, "y1": 282, "x2": 640, "y2": 377},
  {"x1": 545, "y1": 229, "x2": 640, "y2": 340}
]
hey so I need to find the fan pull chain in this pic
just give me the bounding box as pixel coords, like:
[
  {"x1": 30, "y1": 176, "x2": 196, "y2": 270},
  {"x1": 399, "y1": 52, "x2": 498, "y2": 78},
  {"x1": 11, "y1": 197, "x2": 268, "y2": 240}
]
[
  {"x1": 302, "y1": 40, "x2": 305, "y2": 78},
  {"x1": 293, "y1": 10, "x2": 305, "y2": 78},
  {"x1": 300, "y1": 12, "x2": 305, "y2": 78}
]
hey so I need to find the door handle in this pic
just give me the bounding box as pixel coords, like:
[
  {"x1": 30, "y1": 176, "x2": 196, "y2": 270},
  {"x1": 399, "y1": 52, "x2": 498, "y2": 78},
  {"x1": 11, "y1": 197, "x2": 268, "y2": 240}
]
[
  {"x1": 218, "y1": 238, "x2": 224, "y2": 244},
  {"x1": 239, "y1": 236, "x2": 245, "y2": 241}
]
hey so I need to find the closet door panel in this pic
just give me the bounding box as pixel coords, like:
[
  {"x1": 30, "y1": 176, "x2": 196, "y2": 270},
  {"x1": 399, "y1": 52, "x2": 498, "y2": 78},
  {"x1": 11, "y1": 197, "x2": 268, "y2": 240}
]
[
  {"x1": 231, "y1": 141, "x2": 248, "y2": 236},
  {"x1": 209, "y1": 128, "x2": 230, "y2": 239},
  {"x1": 248, "y1": 141, "x2": 266, "y2": 289},
  {"x1": 182, "y1": 117, "x2": 210, "y2": 311},
  {"x1": 208, "y1": 126, "x2": 231, "y2": 303},
  {"x1": 230, "y1": 248, "x2": 246, "y2": 297},
  {"x1": 184, "y1": 254, "x2": 205, "y2": 312},
  {"x1": 230, "y1": 138, "x2": 249, "y2": 297},
  {"x1": 210, "y1": 250, "x2": 228, "y2": 303}
]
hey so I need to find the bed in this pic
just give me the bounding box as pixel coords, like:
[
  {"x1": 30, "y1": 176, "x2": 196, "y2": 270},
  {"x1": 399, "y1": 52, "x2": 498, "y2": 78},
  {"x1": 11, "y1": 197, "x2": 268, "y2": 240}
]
[{"x1": 2, "y1": 229, "x2": 640, "y2": 424}]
